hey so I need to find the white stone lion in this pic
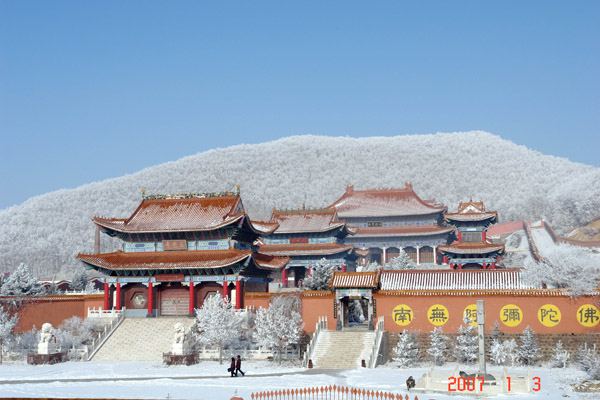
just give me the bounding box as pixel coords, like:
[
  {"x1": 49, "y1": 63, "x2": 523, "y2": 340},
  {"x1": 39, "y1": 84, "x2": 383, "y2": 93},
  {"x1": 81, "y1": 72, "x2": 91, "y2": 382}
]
[
  {"x1": 173, "y1": 323, "x2": 185, "y2": 345},
  {"x1": 40, "y1": 323, "x2": 54, "y2": 343}
]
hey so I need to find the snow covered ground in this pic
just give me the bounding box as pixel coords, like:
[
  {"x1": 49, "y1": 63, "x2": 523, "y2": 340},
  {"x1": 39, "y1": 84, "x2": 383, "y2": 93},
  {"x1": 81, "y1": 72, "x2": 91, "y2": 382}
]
[{"x1": 0, "y1": 360, "x2": 597, "y2": 400}]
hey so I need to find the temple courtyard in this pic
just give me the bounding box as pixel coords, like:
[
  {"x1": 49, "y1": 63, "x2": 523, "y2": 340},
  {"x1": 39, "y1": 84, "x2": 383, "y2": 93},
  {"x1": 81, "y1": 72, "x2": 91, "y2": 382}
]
[{"x1": 0, "y1": 361, "x2": 596, "y2": 400}]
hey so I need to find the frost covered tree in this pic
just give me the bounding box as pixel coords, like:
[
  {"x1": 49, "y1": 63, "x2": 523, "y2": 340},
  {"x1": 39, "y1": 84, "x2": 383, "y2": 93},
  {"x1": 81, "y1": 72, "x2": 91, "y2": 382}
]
[
  {"x1": 302, "y1": 258, "x2": 334, "y2": 291},
  {"x1": 193, "y1": 294, "x2": 241, "y2": 364},
  {"x1": 253, "y1": 295, "x2": 304, "y2": 364},
  {"x1": 574, "y1": 343, "x2": 597, "y2": 372},
  {"x1": 522, "y1": 244, "x2": 600, "y2": 296},
  {"x1": 70, "y1": 268, "x2": 88, "y2": 291},
  {"x1": 549, "y1": 340, "x2": 570, "y2": 369},
  {"x1": 518, "y1": 326, "x2": 541, "y2": 366},
  {"x1": 348, "y1": 300, "x2": 365, "y2": 323},
  {"x1": 0, "y1": 305, "x2": 18, "y2": 364},
  {"x1": 0, "y1": 263, "x2": 44, "y2": 296},
  {"x1": 490, "y1": 339, "x2": 519, "y2": 366},
  {"x1": 455, "y1": 315, "x2": 478, "y2": 364},
  {"x1": 384, "y1": 250, "x2": 416, "y2": 270},
  {"x1": 361, "y1": 262, "x2": 381, "y2": 272},
  {"x1": 427, "y1": 327, "x2": 449, "y2": 366},
  {"x1": 393, "y1": 330, "x2": 420, "y2": 367}
]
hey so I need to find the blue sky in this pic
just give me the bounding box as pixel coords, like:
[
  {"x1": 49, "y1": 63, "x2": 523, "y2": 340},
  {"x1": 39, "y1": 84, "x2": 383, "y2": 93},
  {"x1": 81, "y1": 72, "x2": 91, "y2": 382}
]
[{"x1": 1, "y1": 1, "x2": 598, "y2": 209}]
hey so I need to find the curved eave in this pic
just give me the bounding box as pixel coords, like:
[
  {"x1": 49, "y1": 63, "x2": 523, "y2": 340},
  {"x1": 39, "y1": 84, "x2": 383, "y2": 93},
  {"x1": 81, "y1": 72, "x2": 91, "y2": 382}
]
[
  {"x1": 93, "y1": 214, "x2": 245, "y2": 234},
  {"x1": 257, "y1": 244, "x2": 355, "y2": 257},
  {"x1": 438, "y1": 243, "x2": 505, "y2": 255},
  {"x1": 444, "y1": 213, "x2": 498, "y2": 223},
  {"x1": 272, "y1": 222, "x2": 348, "y2": 235}
]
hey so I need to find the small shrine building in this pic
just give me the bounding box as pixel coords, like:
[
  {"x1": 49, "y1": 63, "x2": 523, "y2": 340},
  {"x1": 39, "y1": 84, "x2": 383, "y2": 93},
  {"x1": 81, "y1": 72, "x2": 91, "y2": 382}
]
[
  {"x1": 257, "y1": 208, "x2": 356, "y2": 288},
  {"x1": 438, "y1": 200, "x2": 504, "y2": 269},
  {"x1": 77, "y1": 191, "x2": 289, "y2": 317},
  {"x1": 329, "y1": 183, "x2": 454, "y2": 266}
]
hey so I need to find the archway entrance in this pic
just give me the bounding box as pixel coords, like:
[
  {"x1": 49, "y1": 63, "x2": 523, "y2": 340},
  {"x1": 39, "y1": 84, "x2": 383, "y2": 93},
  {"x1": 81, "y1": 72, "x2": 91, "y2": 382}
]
[{"x1": 336, "y1": 288, "x2": 374, "y2": 330}]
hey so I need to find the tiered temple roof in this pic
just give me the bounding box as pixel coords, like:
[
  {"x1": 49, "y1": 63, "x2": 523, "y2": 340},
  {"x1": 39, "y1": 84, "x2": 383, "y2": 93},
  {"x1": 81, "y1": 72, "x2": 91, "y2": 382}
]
[
  {"x1": 269, "y1": 208, "x2": 348, "y2": 234},
  {"x1": 329, "y1": 183, "x2": 447, "y2": 218},
  {"x1": 444, "y1": 200, "x2": 498, "y2": 224},
  {"x1": 93, "y1": 195, "x2": 277, "y2": 235}
]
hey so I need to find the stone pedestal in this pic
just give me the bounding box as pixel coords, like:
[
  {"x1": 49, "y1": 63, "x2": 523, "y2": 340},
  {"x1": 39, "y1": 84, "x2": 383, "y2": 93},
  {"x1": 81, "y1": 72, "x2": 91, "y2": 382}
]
[
  {"x1": 172, "y1": 343, "x2": 188, "y2": 356},
  {"x1": 37, "y1": 341, "x2": 57, "y2": 355}
]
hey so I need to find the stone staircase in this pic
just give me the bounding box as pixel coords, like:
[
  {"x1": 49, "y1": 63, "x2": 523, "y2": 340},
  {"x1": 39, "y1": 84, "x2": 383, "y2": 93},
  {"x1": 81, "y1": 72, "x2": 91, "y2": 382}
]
[
  {"x1": 311, "y1": 330, "x2": 376, "y2": 369},
  {"x1": 91, "y1": 317, "x2": 195, "y2": 361}
]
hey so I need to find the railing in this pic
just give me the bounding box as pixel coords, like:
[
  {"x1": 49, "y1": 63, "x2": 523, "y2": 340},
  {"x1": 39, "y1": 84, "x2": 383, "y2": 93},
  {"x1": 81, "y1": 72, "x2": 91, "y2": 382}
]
[
  {"x1": 86, "y1": 308, "x2": 125, "y2": 361},
  {"x1": 63, "y1": 289, "x2": 103, "y2": 296},
  {"x1": 87, "y1": 307, "x2": 124, "y2": 318},
  {"x1": 197, "y1": 346, "x2": 299, "y2": 360},
  {"x1": 368, "y1": 316, "x2": 385, "y2": 368},
  {"x1": 302, "y1": 316, "x2": 327, "y2": 367},
  {"x1": 251, "y1": 385, "x2": 418, "y2": 400}
]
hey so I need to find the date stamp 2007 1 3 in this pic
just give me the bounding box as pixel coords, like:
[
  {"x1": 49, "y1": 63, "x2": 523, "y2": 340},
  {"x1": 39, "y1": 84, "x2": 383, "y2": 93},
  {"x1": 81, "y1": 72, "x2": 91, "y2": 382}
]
[{"x1": 447, "y1": 376, "x2": 541, "y2": 392}]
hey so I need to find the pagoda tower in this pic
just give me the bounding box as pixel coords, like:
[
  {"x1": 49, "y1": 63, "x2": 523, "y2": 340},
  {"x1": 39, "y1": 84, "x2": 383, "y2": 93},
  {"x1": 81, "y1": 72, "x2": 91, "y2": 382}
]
[
  {"x1": 77, "y1": 191, "x2": 289, "y2": 317},
  {"x1": 438, "y1": 200, "x2": 504, "y2": 269}
]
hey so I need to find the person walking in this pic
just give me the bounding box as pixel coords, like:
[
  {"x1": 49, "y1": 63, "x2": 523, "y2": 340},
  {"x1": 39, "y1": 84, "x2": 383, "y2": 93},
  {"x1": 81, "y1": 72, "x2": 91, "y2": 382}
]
[
  {"x1": 229, "y1": 357, "x2": 237, "y2": 377},
  {"x1": 235, "y1": 354, "x2": 245, "y2": 376}
]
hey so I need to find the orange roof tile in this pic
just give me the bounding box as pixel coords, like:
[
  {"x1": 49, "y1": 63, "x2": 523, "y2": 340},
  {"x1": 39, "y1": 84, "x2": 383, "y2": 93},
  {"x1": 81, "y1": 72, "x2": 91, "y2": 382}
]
[
  {"x1": 270, "y1": 208, "x2": 346, "y2": 233},
  {"x1": 330, "y1": 271, "x2": 380, "y2": 288},
  {"x1": 330, "y1": 183, "x2": 446, "y2": 218},
  {"x1": 77, "y1": 249, "x2": 288, "y2": 271},
  {"x1": 438, "y1": 242, "x2": 504, "y2": 255},
  {"x1": 258, "y1": 243, "x2": 354, "y2": 257},
  {"x1": 351, "y1": 225, "x2": 454, "y2": 238}
]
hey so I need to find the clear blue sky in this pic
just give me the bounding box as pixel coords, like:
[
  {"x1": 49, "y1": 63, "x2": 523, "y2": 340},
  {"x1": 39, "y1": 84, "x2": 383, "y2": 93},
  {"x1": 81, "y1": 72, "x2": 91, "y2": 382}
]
[{"x1": 1, "y1": 1, "x2": 598, "y2": 209}]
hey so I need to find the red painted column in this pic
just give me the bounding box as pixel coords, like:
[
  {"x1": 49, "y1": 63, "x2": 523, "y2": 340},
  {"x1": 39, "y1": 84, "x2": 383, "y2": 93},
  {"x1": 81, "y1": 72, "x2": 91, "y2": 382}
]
[
  {"x1": 282, "y1": 268, "x2": 288, "y2": 288},
  {"x1": 147, "y1": 282, "x2": 153, "y2": 316},
  {"x1": 482, "y1": 263, "x2": 487, "y2": 270},
  {"x1": 265, "y1": 282, "x2": 269, "y2": 293},
  {"x1": 308, "y1": 266, "x2": 312, "y2": 276},
  {"x1": 458, "y1": 263, "x2": 463, "y2": 270},
  {"x1": 458, "y1": 231, "x2": 462, "y2": 243},
  {"x1": 235, "y1": 280, "x2": 242, "y2": 310},
  {"x1": 188, "y1": 282, "x2": 195, "y2": 315},
  {"x1": 115, "y1": 283, "x2": 122, "y2": 311},
  {"x1": 491, "y1": 262, "x2": 496, "y2": 269},
  {"x1": 482, "y1": 231, "x2": 487, "y2": 242},
  {"x1": 443, "y1": 255, "x2": 448, "y2": 264},
  {"x1": 222, "y1": 281, "x2": 228, "y2": 301},
  {"x1": 341, "y1": 265, "x2": 347, "y2": 272},
  {"x1": 103, "y1": 282, "x2": 109, "y2": 311}
]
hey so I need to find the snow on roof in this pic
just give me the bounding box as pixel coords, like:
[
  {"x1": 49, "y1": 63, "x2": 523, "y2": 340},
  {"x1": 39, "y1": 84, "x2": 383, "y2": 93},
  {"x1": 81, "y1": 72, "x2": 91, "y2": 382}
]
[
  {"x1": 329, "y1": 183, "x2": 446, "y2": 218},
  {"x1": 379, "y1": 269, "x2": 541, "y2": 291},
  {"x1": 270, "y1": 208, "x2": 345, "y2": 234},
  {"x1": 330, "y1": 271, "x2": 380, "y2": 288}
]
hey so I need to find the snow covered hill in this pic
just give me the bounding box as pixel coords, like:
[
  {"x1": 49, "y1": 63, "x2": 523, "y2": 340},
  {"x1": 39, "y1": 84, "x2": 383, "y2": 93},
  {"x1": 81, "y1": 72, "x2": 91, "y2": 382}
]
[{"x1": 1, "y1": 131, "x2": 599, "y2": 278}]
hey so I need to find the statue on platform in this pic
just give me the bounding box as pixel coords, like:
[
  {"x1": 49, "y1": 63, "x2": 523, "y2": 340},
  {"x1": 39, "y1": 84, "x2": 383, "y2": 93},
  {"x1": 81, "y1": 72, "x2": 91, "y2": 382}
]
[
  {"x1": 172, "y1": 323, "x2": 188, "y2": 355},
  {"x1": 37, "y1": 323, "x2": 57, "y2": 355}
]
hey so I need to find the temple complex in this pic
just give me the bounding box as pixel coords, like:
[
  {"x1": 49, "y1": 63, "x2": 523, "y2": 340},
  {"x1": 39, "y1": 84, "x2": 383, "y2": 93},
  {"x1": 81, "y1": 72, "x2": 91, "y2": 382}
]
[
  {"x1": 257, "y1": 208, "x2": 356, "y2": 288},
  {"x1": 329, "y1": 183, "x2": 454, "y2": 266},
  {"x1": 438, "y1": 200, "x2": 504, "y2": 269},
  {"x1": 77, "y1": 191, "x2": 289, "y2": 317}
]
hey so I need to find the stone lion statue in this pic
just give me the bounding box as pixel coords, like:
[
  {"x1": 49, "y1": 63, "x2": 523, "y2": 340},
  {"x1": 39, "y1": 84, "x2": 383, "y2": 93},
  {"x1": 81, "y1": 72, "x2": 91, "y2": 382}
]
[
  {"x1": 40, "y1": 323, "x2": 54, "y2": 343},
  {"x1": 173, "y1": 323, "x2": 185, "y2": 344}
]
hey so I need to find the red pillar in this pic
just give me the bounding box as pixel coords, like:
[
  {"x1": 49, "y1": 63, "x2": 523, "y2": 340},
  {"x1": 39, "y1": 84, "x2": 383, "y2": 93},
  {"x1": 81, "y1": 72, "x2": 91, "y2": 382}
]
[
  {"x1": 235, "y1": 280, "x2": 242, "y2": 310},
  {"x1": 491, "y1": 262, "x2": 496, "y2": 269},
  {"x1": 458, "y1": 232, "x2": 462, "y2": 242},
  {"x1": 341, "y1": 265, "x2": 347, "y2": 272},
  {"x1": 308, "y1": 266, "x2": 312, "y2": 276},
  {"x1": 115, "y1": 283, "x2": 122, "y2": 311},
  {"x1": 482, "y1": 231, "x2": 487, "y2": 242},
  {"x1": 147, "y1": 282, "x2": 154, "y2": 317},
  {"x1": 265, "y1": 282, "x2": 269, "y2": 292},
  {"x1": 282, "y1": 268, "x2": 288, "y2": 287},
  {"x1": 222, "y1": 281, "x2": 228, "y2": 301},
  {"x1": 103, "y1": 282, "x2": 109, "y2": 311},
  {"x1": 443, "y1": 255, "x2": 448, "y2": 264},
  {"x1": 482, "y1": 263, "x2": 487, "y2": 270},
  {"x1": 458, "y1": 263, "x2": 463, "y2": 270},
  {"x1": 188, "y1": 282, "x2": 195, "y2": 316}
]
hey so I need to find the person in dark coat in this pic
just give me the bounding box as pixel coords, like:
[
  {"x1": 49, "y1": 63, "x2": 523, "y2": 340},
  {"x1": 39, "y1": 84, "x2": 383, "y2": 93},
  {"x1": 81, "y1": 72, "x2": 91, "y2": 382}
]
[
  {"x1": 235, "y1": 355, "x2": 245, "y2": 376},
  {"x1": 406, "y1": 376, "x2": 415, "y2": 390},
  {"x1": 229, "y1": 357, "x2": 237, "y2": 377}
]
